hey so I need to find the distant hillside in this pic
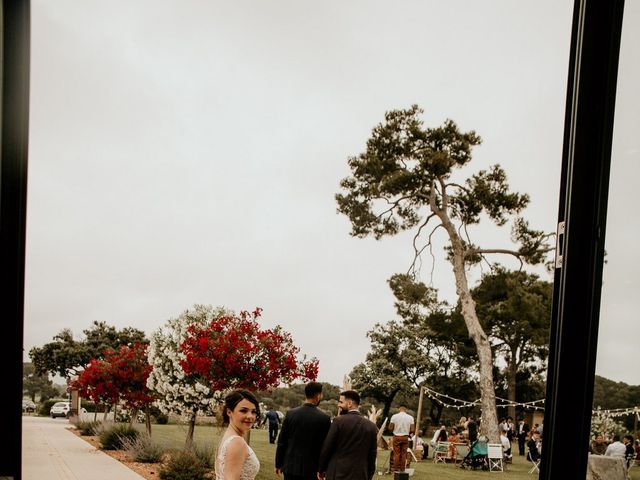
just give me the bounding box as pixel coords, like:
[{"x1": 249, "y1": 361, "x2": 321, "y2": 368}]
[{"x1": 593, "y1": 375, "x2": 640, "y2": 410}]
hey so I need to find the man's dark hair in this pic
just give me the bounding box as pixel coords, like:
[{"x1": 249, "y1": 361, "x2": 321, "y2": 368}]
[
  {"x1": 341, "y1": 390, "x2": 360, "y2": 405},
  {"x1": 613, "y1": 434, "x2": 621, "y2": 442},
  {"x1": 305, "y1": 381, "x2": 323, "y2": 399}
]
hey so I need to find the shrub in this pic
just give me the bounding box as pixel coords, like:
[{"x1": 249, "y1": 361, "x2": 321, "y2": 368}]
[
  {"x1": 154, "y1": 412, "x2": 169, "y2": 424},
  {"x1": 149, "y1": 404, "x2": 169, "y2": 424},
  {"x1": 76, "y1": 420, "x2": 101, "y2": 436},
  {"x1": 121, "y1": 434, "x2": 165, "y2": 463},
  {"x1": 192, "y1": 443, "x2": 214, "y2": 469},
  {"x1": 159, "y1": 450, "x2": 207, "y2": 480},
  {"x1": 99, "y1": 423, "x2": 140, "y2": 450}
]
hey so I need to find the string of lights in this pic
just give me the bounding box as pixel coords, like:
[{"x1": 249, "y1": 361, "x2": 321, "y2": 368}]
[
  {"x1": 592, "y1": 406, "x2": 640, "y2": 419},
  {"x1": 421, "y1": 384, "x2": 639, "y2": 416}
]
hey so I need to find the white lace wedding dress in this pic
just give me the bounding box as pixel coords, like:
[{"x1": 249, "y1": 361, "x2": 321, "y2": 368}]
[{"x1": 215, "y1": 435, "x2": 260, "y2": 480}]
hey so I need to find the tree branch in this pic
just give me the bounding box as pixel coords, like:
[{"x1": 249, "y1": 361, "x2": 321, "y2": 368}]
[
  {"x1": 445, "y1": 182, "x2": 471, "y2": 194},
  {"x1": 467, "y1": 248, "x2": 524, "y2": 270}
]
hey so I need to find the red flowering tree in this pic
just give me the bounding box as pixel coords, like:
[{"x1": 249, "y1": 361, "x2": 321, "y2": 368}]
[
  {"x1": 71, "y1": 343, "x2": 154, "y2": 432},
  {"x1": 107, "y1": 344, "x2": 155, "y2": 433},
  {"x1": 180, "y1": 308, "x2": 318, "y2": 393},
  {"x1": 72, "y1": 358, "x2": 119, "y2": 421}
]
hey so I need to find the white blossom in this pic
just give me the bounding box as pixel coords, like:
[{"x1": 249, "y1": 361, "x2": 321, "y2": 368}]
[{"x1": 147, "y1": 305, "x2": 232, "y2": 417}]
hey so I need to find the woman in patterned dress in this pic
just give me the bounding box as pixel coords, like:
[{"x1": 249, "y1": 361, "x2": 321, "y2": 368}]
[{"x1": 215, "y1": 390, "x2": 261, "y2": 480}]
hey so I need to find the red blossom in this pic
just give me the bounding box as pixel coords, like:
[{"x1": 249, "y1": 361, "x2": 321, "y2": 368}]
[
  {"x1": 70, "y1": 343, "x2": 154, "y2": 410},
  {"x1": 179, "y1": 307, "x2": 318, "y2": 392}
]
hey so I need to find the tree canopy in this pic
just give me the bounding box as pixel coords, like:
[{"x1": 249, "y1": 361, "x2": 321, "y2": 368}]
[
  {"x1": 472, "y1": 267, "x2": 552, "y2": 419},
  {"x1": 352, "y1": 273, "x2": 477, "y2": 427},
  {"x1": 337, "y1": 106, "x2": 553, "y2": 440},
  {"x1": 22, "y1": 362, "x2": 59, "y2": 402},
  {"x1": 29, "y1": 321, "x2": 147, "y2": 378}
]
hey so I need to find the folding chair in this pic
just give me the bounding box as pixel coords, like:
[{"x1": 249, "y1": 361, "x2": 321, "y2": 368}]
[
  {"x1": 433, "y1": 441, "x2": 450, "y2": 464},
  {"x1": 528, "y1": 455, "x2": 541, "y2": 474},
  {"x1": 455, "y1": 443, "x2": 470, "y2": 465},
  {"x1": 487, "y1": 443, "x2": 504, "y2": 472},
  {"x1": 376, "y1": 447, "x2": 392, "y2": 475},
  {"x1": 407, "y1": 447, "x2": 418, "y2": 464}
]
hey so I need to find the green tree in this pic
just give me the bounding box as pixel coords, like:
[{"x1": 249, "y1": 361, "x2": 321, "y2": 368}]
[
  {"x1": 592, "y1": 375, "x2": 640, "y2": 433},
  {"x1": 22, "y1": 362, "x2": 58, "y2": 402},
  {"x1": 471, "y1": 268, "x2": 552, "y2": 420},
  {"x1": 390, "y1": 274, "x2": 478, "y2": 425},
  {"x1": 336, "y1": 106, "x2": 552, "y2": 439},
  {"x1": 352, "y1": 274, "x2": 476, "y2": 427},
  {"x1": 350, "y1": 353, "x2": 410, "y2": 427},
  {"x1": 29, "y1": 321, "x2": 147, "y2": 379}
]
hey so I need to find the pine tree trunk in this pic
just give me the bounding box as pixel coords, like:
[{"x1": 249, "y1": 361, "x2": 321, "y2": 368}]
[
  {"x1": 437, "y1": 207, "x2": 500, "y2": 442},
  {"x1": 507, "y1": 357, "x2": 518, "y2": 421}
]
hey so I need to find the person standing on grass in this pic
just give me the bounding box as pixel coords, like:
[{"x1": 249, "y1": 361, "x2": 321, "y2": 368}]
[
  {"x1": 388, "y1": 405, "x2": 415, "y2": 473},
  {"x1": 215, "y1": 389, "x2": 261, "y2": 480},
  {"x1": 467, "y1": 416, "x2": 478, "y2": 443},
  {"x1": 275, "y1": 382, "x2": 331, "y2": 480},
  {"x1": 264, "y1": 408, "x2": 282, "y2": 444},
  {"x1": 517, "y1": 418, "x2": 530, "y2": 456},
  {"x1": 318, "y1": 390, "x2": 378, "y2": 480}
]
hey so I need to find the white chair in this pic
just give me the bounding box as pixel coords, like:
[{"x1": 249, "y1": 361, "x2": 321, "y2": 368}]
[
  {"x1": 454, "y1": 443, "x2": 470, "y2": 464},
  {"x1": 487, "y1": 443, "x2": 504, "y2": 471},
  {"x1": 433, "y1": 441, "x2": 450, "y2": 464},
  {"x1": 528, "y1": 455, "x2": 541, "y2": 474}
]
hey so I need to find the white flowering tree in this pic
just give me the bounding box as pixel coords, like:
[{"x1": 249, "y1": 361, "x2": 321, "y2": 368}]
[
  {"x1": 590, "y1": 408, "x2": 627, "y2": 440},
  {"x1": 147, "y1": 304, "x2": 230, "y2": 447}
]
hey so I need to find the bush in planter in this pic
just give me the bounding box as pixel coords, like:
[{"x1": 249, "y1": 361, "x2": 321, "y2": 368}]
[
  {"x1": 76, "y1": 420, "x2": 101, "y2": 436},
  {"x1": 99, "y1": 423, "x2": 139, "y2": 450},
  {"x1": 121, "y1": 434, "x2": 165, "y2": 463},
  {"x1": 159, "y1": 450, "x2": 208, "y2": 480}
]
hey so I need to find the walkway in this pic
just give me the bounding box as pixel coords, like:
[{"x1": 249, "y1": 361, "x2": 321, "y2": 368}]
[{"x1": 22, "y1": 415, "x2": 144, "y2": 480}]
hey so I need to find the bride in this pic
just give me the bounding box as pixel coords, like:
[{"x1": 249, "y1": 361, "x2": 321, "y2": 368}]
[{"x1": 215, "y1": 389, "x2": 261, "y2": 480}]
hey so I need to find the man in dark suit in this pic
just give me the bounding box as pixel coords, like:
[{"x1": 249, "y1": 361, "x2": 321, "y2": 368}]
[
  {"x1": 275, "y1": 382, "x2": 331, "y2": 480},
  {"x1": 517, "y1": 418, "x2": 530, "y2": 456},
  {"x1": 318, "y1": 390, "x2": 378, "y2": 480},
  {"x1": 264, "y1": 408, "x2": 281, "y2": 444}
]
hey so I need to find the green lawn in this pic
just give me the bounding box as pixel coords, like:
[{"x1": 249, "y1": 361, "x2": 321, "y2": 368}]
[{"x1": 135, "y1": 424, "x2": 640, "y2": 480}]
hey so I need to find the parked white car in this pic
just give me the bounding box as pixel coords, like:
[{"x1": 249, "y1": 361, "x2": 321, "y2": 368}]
[
  {"x1": 50, "y1": 401, "x2": 71, "y2": 418},
  {"x1": 49, "y1": 401, "x2": 88, "y2": 418}
]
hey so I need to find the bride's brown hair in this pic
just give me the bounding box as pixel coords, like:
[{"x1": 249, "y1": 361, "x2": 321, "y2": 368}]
[{"x1": 221, "y1": 389, "x2": 260, "y2": 424}]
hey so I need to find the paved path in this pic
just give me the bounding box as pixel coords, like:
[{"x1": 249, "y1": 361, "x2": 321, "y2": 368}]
[{"x1": 22, "y1": 416, "x2": 144, "y2": 480}]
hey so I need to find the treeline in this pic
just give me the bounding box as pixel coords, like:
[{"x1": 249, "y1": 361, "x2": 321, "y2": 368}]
[{"x1": 592, "y1": 375, "x2": 640, "y2": 432}]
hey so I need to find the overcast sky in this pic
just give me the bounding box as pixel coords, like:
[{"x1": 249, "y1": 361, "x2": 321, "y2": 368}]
[{"x1": 25, "y1": 1, "x2": 639, "y2": 391}]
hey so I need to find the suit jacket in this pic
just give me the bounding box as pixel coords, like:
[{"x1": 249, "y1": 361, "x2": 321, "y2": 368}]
[
  {"x1": 318, "y1": 410, "x2": 378, "y2": 480},
  {"x1": 275, "y1": 403, "x2": 331, "y2": 477},
  {"x1": 517, "y1": 423, "x2": 530, "y2": 439}
]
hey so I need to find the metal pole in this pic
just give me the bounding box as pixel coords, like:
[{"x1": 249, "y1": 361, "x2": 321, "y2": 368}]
[{"x1": 414, "y1": 386, "x2": 424, "y2": 458}]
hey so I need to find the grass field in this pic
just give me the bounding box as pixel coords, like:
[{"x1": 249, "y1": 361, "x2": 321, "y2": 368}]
[{"x1": 135, "y1": 423, "x2": 640, "y2": 480}]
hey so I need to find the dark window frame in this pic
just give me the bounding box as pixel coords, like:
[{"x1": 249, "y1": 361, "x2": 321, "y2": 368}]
[
  {"x1": 541, "y1": 0, "x2": 625, "y2": 479},
  {"x1": 0, "y1": 0, "x2": 626, "y2": 478}
]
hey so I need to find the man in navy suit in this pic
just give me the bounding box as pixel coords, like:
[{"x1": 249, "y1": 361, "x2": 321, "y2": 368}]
[
  {"x1": 265, "y1": 408, "x2": 282, "y2": 444},
  {"x1": 318, "y1": 390, "x2": 378, "y2": 480},
  {"x1": 275, "y1": 382, "x2": 331, "y2": 480}
]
